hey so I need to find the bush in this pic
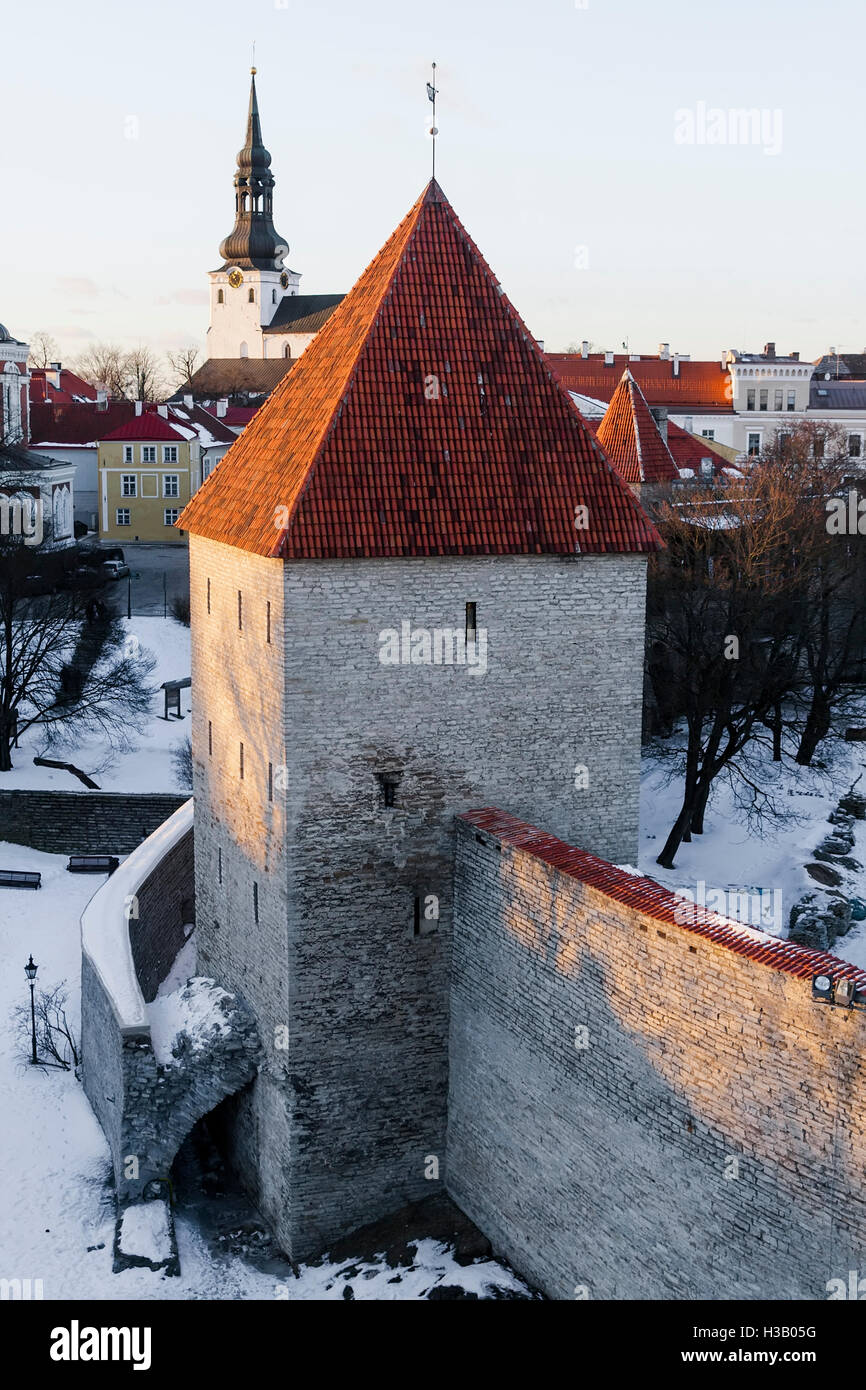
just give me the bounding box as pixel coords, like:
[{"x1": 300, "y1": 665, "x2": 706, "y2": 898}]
[{"x1": 170, "y1": 593, "x2": 190, "y2": 626}]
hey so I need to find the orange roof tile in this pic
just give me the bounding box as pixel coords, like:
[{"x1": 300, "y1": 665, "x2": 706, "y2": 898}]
[
  {"x1": 546, "y1": 353, "x2": 733, "y2": 412},
  {"x1": 596, "y1": 369, "x2": 679, "y2": 484},
  {"x1": 179, "y1": 181, "x2": 662, "y2": 559},
  {"x1": 462, "y1": 809, "x2": 866, "y2": 987}
]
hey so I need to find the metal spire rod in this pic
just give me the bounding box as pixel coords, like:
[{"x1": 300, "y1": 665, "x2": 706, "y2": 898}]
[{"x1": 427, "y1": 62, "x2": 438, "y2": 181}]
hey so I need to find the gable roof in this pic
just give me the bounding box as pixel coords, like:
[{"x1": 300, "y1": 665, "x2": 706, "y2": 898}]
[
  {"x1": 546, "y1": 353, "x2": 733, "y2": 413},
  {"x1": 101, "y1": 413, "x2": 188, "y2": 442},
  {"x1": 596, "y1": 369, "x2": 679, "y2": 485},
  {"x1": 263, "y1": 293, "x2": 345, "y2": 334},
  {"x1": 179, "y1": 181, "x2": 661, "y2": 559},
  {"x1": 30, "y1": 368, "x2": 99, "y2": 406},
  {"x1": 182, "y1": 358, "x2": 293, "y2": 399}
]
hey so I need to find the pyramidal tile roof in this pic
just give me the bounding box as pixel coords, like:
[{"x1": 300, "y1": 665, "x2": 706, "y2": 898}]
[
  {"x1": 179, "y1": 181, "x2": 662, "y2": 559},
  {"x1": 596, "y1": 370, "x2": 679, "y2": 485}
]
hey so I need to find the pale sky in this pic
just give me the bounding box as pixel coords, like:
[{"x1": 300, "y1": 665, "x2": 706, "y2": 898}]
[{"x1": 5, "y1": 0, "x2": 865, "y2": 366}]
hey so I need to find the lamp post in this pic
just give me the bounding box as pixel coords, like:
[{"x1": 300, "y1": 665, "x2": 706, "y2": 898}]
[{"x1": 24, "y1": 955, "x2": 38, "y2": 1065}]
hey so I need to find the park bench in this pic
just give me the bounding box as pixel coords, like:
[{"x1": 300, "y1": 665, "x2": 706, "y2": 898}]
[
  {"x1": 67, "y1": 854, "x2": 119, "y2": 875},
  {"x1": 0, "y1": 869, "x2": 41, "y2": 889}
]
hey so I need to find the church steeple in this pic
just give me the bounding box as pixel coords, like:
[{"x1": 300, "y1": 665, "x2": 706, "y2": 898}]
[{"x1": 218, "y1": 69, "x2": 289, "y2": 271}]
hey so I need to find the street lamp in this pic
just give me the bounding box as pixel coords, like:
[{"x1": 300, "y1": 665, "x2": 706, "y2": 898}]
[{"x1": 24, "y1": 955, "x2": 38, "y2": 1065}]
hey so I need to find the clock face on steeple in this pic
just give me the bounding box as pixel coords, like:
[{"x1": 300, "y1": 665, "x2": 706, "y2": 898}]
[{"x1": 228, "y1": 268, "x2": 244, "y2": 289}]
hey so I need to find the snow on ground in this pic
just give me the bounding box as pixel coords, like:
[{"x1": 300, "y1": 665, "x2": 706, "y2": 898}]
[
  {"x1": 0, "y1": 843, "x2": 532, "y2": 1300},
  {"x1": 4, "y1": 617, "x2": 191, "y2": 793},
  {"x1": 639, "y1": 708, "x2": 866, "y2": 962},
  {"x1": 118, "y1": 1200, "x2": 172, "y2": 1263}
]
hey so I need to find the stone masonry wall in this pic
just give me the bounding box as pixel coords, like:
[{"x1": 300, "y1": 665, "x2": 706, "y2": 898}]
[
  {"x1": 129, "y1": 826, "x2": 196, "y2": 1002},
  {"x1": 446, "y1": 813, "x2": 866, "y2": 1301},
  {"x1": 190, "y1": 536, "x2": 647, "y2": 1261},
  {"x1": 0, "y1": 790, "x2": 187, "y2": 855},
  {"x1": 81, "y1": 810, "x2": 261, "y2": 1208}
]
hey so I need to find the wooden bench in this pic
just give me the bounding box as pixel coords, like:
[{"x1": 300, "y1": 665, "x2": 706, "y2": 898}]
[
  {"x1": 67, "y1": 854, "x2": 119, "y2": 875},
  {"x1": 0, "y1": 869, "x2": 41, "y2": 890}
]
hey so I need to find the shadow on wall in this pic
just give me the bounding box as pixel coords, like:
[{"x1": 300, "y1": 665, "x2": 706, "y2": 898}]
[{"x1": 446, "y1": 819, "x2": 866, "y2": 1301}]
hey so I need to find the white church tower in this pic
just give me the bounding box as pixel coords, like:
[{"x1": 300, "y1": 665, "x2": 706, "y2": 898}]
[{"x1": 206, "y1": 69, "x2": 300, "y2": 361}]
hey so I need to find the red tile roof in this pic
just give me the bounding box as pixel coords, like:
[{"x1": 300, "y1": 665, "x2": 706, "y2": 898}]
[
  {"x1": 462, "y1": 809, "x2": 866, "y2": 986},
  {"x1": 665, "y1": 421, "x2": 740, "y2": 476},
  {"x1": 596, "y1": 369, "x2": 679, "y2": 485},
  {"x1": 546, "y1": 353, "x2": 733, "y2": 413},
  {"x1": 101, "y1": 413, "x2": 188, "y2": 442},
  {"x1": 179, "y1": 181, "x2": 662, "y2": 559}
]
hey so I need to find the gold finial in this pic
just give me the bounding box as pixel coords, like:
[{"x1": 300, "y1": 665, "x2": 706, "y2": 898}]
[{"x1": 251, "y1": 66, "x2": 257, "y2": 75}]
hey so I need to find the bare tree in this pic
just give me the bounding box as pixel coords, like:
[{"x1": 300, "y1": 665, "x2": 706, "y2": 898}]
[
  {"x1": 0, "y1": 518, "x2": 156, "y2": 772},
  {"x1": 126, "y1": 345, "x2": 166, "y2": 402},
  {"x1": 72, "y1": 343, "x2": 130, "y2": 398},
  {"x1": 12, "y1": 981, "x2": 79, "y2": 1071},
  {"x1": 28, "y1": 331, "x2": 60, "y2": 369},
  {"x1": 166, "y1": 346, "x2": 201, "y2": 390},
  {"x1": 647, "y1": 425, "x2": 865, "y2": 865}
]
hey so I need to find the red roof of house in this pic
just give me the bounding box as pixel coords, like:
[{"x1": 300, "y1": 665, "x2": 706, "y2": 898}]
[
  {"x1": 462, "y1": 809, "x2": 866, "y2": 985},
  {"x1": 101, "y1": 412, "x2": 188, "y2": 442},
  {"x1": 179, "y1": 181, "x2": 661, "y2": 559},
  {"x1": 665, "y1": 421, "x2": 739, "y2": 477},
  {"x1": 216, "y1": 406, "x2": 259, "y2": 428},
  {"x1": 546, "y1": 353, "x2": 733, "y2": 413},
  {"x1": 30, "y1": 368, "x2": 99, "y2": 406},
  {"x1": 596, "y1": 370, "x2": 679, "y2": 485},
  {"x1": 29, "y1": 401, "x2": 136, "y2": 446}
]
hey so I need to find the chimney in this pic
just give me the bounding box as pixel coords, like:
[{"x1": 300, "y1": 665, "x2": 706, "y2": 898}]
[
  {"x1": 658, "y1": 342, "x2": 670, "y2": 360},
  {"x1": 649, "y1": 404, "x2": 669, "y2": 443},
  {"x1": 96, "y1": 390, "x2": 107, "y2": 413},
  {"x1": 629, "y1": 352, "x2": 640, "y2": 362},
  {"x1": 763, "y1": 341, "x2": 776, "y2": 358},
  {"x1": 157, "y1": 404, "x2": 168, "y2": 419},
  {"x1": 790, "y1": 351, "x2": 799, "y2": 361},
  {"x1": 580, "y1": 340, "x2": 589, "y2": 358},
  {"x1": 183, "y1": 393, "x2": 193, "y2": 409},
  {"x1": 134, "y1": 400, "x2": 143, "y2": 416},
  {"x1": 603, "y1": 350, "x2": 614, "y2": 366},
  {"x1": 536, "y1": 339, "x2": 544, "y2": 352},
  {"x1": 216, "y1": 397, "x2": 228, "y2": 418},
  {"x1": 673, "y1": 354, "x2": 680, "y2": 377},
  {"x1": 48, "y1": 361, "x2": 62, "y2": 390},
  {"x1": 700, "y1": 457, "x2": 714, "y2": 478}
]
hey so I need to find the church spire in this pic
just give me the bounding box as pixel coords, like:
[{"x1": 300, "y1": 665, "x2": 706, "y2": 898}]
[{"x1": 218, "y1": 69, "x2": 289, "y2": 271}]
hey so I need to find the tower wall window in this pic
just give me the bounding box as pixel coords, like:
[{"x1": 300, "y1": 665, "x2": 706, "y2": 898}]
[
  {"x1": 248, "y1": 288, "x2": 255, "y2": 303},
  {"x1": 208, "y1": 720, "x2": 213, "y2": 756},
  {"x1": 266, "y1": 600, "x2": 271, "y2": 644},
  {"x1": 207, "y1": 577, "x2": 211, "y2": 613},
  {"x1": 238, "y1": 589, "x2": 243, "y2": 631},
  {"x1": 217, "y1": 289, "x2": 224, "y2": 304},
  {"x1": 239, "y1": 742, "x2": 244, "y2": 779}
]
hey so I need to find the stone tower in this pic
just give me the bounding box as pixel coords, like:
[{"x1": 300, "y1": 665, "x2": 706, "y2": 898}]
[{"x1": 179, "y1": 180, "x2": 661, "y2": 1261}]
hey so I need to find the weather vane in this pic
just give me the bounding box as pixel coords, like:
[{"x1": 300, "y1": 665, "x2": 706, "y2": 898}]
[{"x1": 426, "y1": 62, "x2": 438, "y2": 180}]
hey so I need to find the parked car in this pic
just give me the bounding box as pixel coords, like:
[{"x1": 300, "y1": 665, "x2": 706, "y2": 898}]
[
  {"x1": 61, "y1": 566, "x2": 105, "y2": 591},
  {"x1": 101, "y1": 560, "x2": 130, "y2": 580}
]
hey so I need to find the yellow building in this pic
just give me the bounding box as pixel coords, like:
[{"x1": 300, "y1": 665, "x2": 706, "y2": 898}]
[{"x1": 98, "y1": 407, "x2": 201, "y2": 543}]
